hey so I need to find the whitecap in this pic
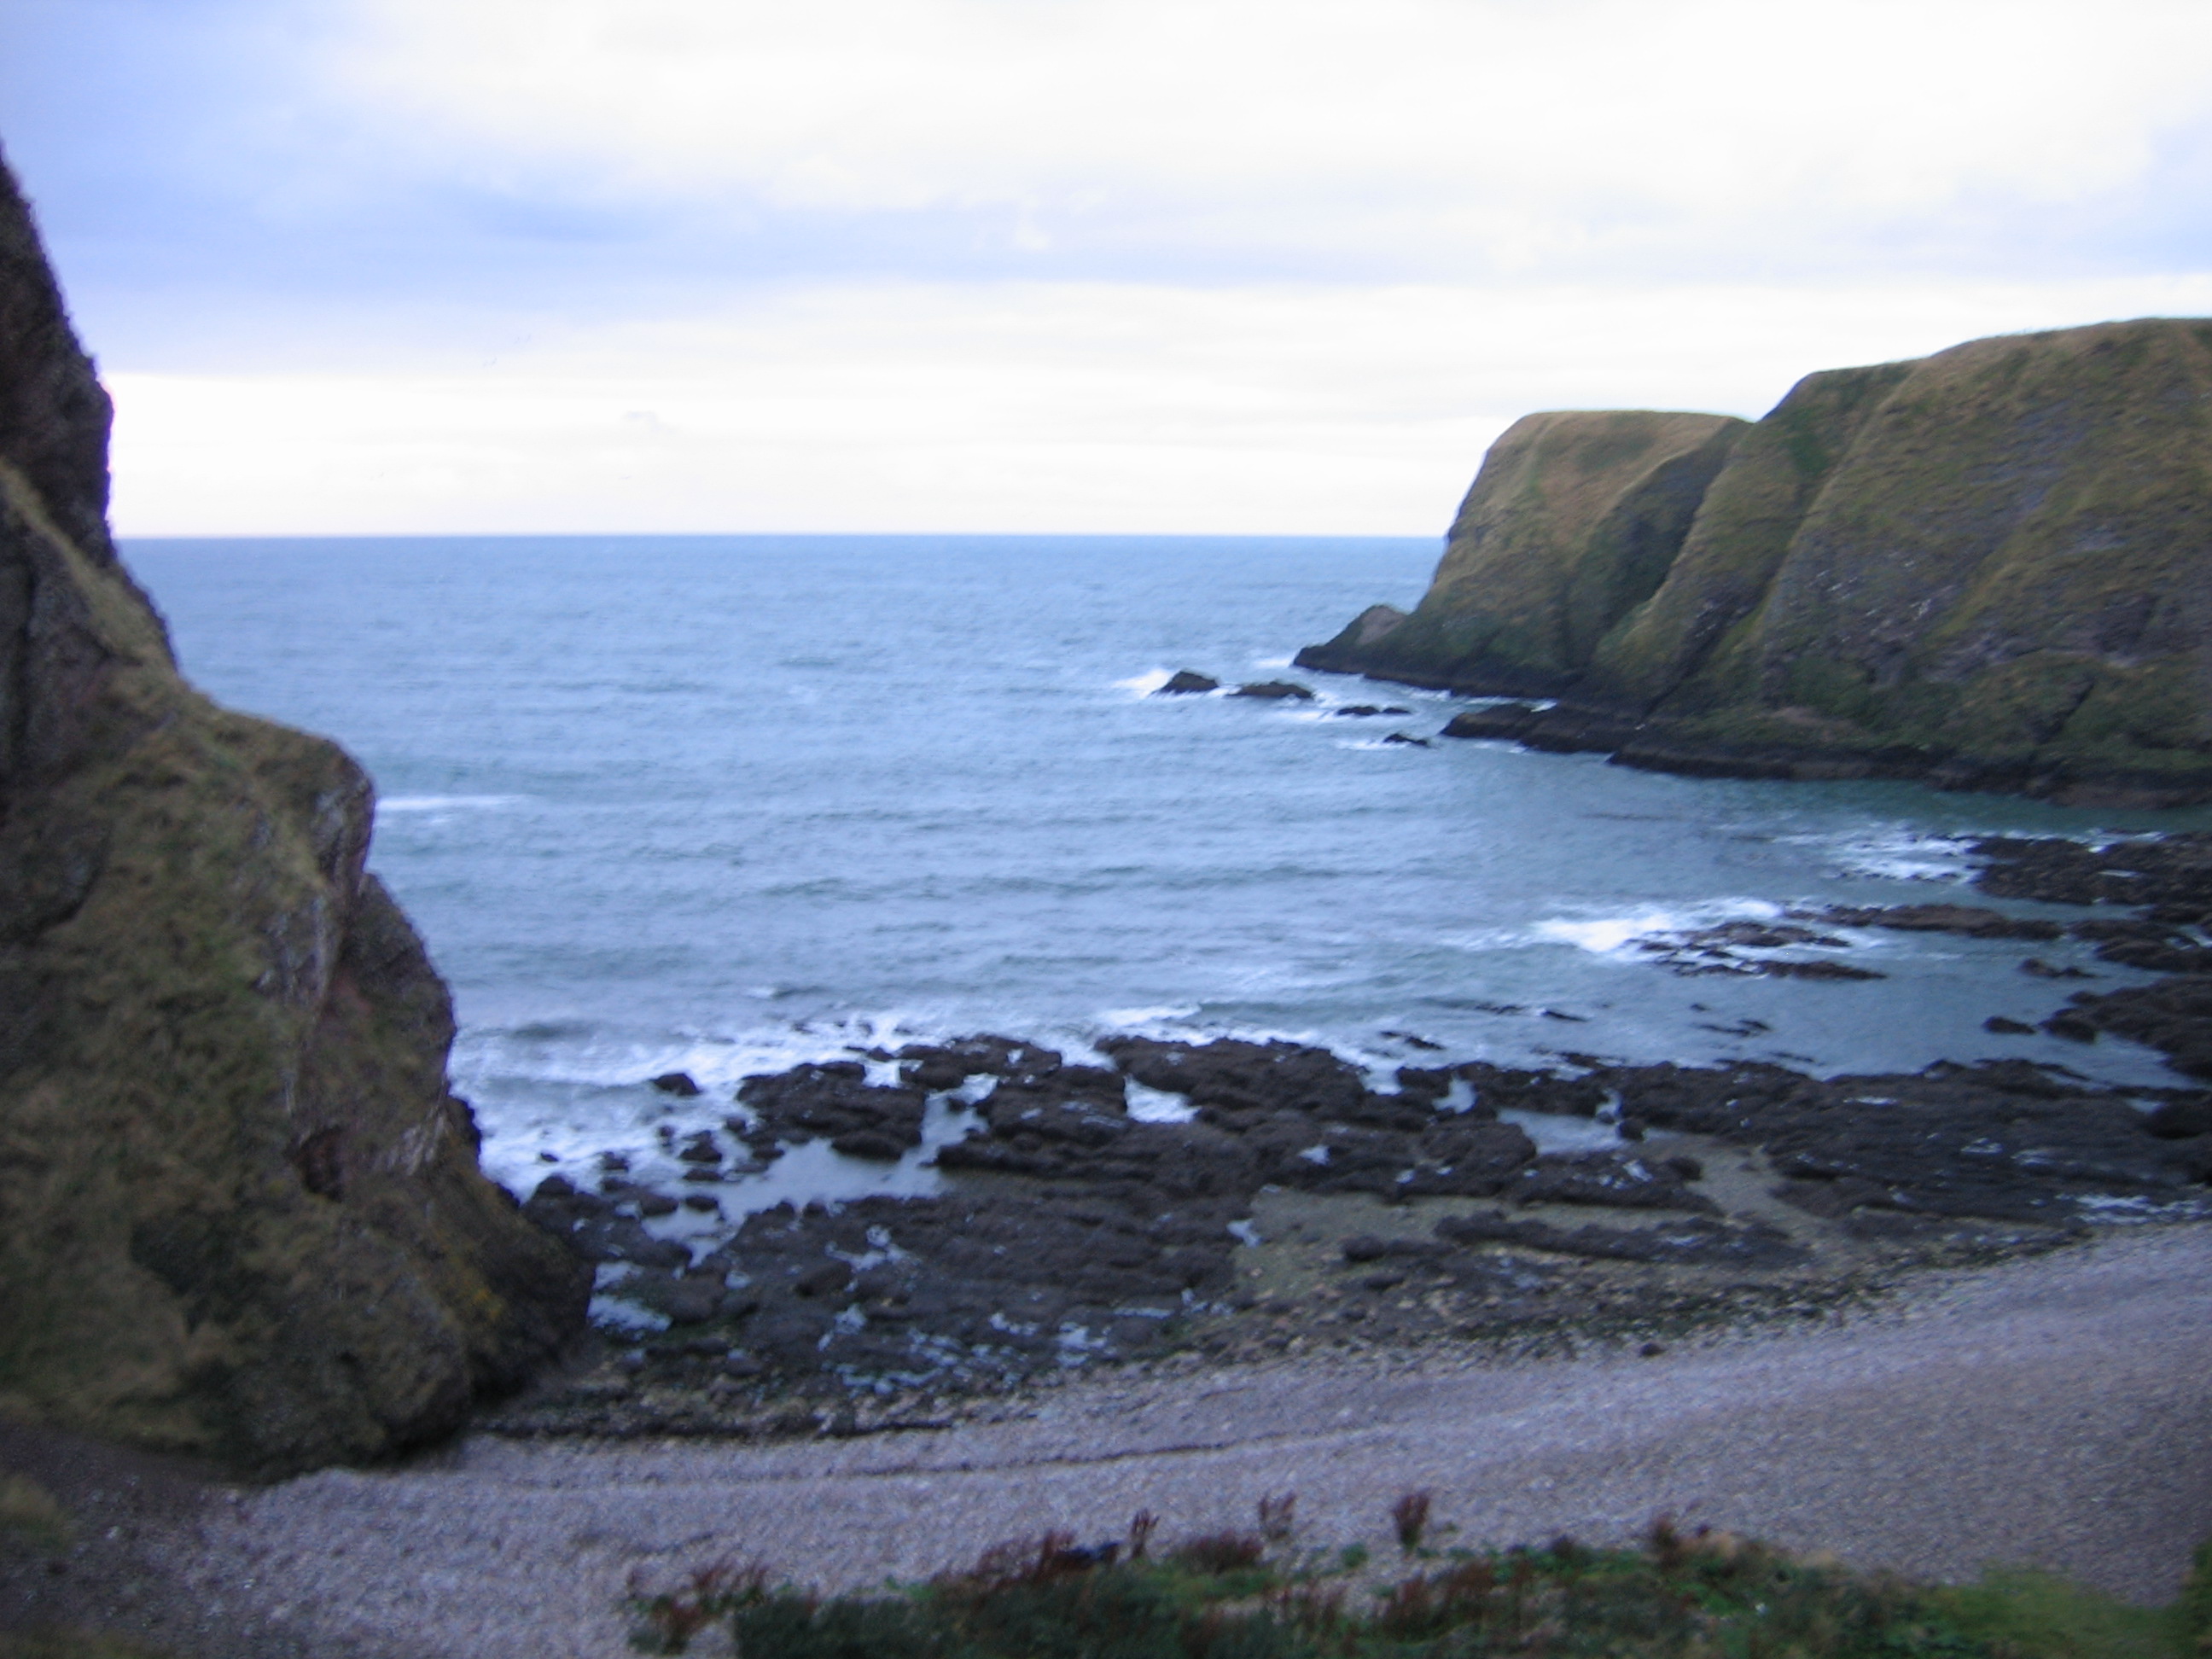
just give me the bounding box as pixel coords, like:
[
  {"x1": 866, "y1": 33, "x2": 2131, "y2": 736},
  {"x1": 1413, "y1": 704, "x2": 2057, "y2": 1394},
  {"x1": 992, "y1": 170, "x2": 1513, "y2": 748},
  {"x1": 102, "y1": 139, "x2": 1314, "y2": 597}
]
[
  {"x1": 375, "y1": 794, "x2": 526, "y2": 815},
  {"x1": 1114, "y1": 669, "x2": 1175, "y2": 696},
  {"x1": 1530, "y1": 899, "x2": 1780, "y2": 958}
]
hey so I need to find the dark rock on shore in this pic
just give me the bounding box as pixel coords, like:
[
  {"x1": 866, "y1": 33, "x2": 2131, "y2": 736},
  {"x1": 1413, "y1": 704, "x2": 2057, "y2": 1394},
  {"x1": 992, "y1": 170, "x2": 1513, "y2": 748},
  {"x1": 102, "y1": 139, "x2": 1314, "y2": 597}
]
[
  {"x1": 1231, "y1": 680, "x2": 1315, "y2": 701},
  {"x1": 492, "y1": 981, "x2": 2212, "y2": 1430},
  {"x1": 1621, "y1": 918, "x2": 1882, "y2": 981},
  {"x1": 0, "y1": 152, "x2": 588, "y2": 1474},
  {"x1": 736, "y1": 1061, "x2": 928, "y2": 1156},
  {"x1": 1964, "y1": 831, "x2": 2212, "y2": 1081},
  {"x1": 1155, "y1": 671, "x2": 1219, "y2": 695},
  {"x1": 1435, "y1": 1210, "x2": 1807, "y2": 1269},
  {"x1": 1305, "y1": 322, "x2": 2212, "y2": 806},
  {"x1": 1801, "y1": 904, "x2": 2064, "y2": 941},
  {"x1": 1609, "y1": 1057, "x2": 2203, "y2": 1224}
]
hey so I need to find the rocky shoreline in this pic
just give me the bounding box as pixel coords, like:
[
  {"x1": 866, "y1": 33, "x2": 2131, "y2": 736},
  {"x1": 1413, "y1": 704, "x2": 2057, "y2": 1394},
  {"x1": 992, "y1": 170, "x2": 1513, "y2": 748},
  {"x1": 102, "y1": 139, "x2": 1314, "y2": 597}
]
[{"x1": 482, "y1": 830, "x2": 2212, "y2": 1444}]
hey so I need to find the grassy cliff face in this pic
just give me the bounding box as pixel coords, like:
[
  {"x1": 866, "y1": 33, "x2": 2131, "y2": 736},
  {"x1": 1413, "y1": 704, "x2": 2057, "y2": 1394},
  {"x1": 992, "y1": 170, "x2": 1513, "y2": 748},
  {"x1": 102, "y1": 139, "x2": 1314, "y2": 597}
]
[
  {"x1": 1304, "y1": 319, "x2": 2212, "y2": 805},
  {"x1": 1299, "y1": 411, "x2": 1747, "y2": 693},
  {"x1": 0, "y1": 155, "x2": 587, "y2": 1473}
]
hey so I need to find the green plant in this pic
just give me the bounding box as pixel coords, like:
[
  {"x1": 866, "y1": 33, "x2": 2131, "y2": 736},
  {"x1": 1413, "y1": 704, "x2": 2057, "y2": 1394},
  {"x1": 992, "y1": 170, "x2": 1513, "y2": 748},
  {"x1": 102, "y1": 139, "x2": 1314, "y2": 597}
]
[{"x1": 632, "y1": 1515, "x2": 2211, "y2": 1659}]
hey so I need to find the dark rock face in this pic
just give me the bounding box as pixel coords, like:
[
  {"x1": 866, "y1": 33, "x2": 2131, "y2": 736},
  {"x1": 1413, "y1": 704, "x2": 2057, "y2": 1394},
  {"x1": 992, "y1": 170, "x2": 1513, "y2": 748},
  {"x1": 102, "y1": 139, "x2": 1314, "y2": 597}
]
[
  {"x1": 1155, "y1": 670, "x2": 1219, "y2": 695},
  {"x1": 0, "y1": 153, "x2": 587, "y2": 1474},
  {"x1": 1306, "y1": 323, "x2": 2212, "y2": 806},
  {"x1": 736, "y1": 1062, "x2": 929, "y2": 1158},
  {"x1": 1965, "y1": 830, "x2": 2212, "y2": 1080}
]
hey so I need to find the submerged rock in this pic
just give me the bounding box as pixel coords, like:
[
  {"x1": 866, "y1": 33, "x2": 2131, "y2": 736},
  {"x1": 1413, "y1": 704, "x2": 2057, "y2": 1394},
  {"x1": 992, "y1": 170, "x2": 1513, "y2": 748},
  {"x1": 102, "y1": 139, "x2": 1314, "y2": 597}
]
[
  {"x1": 1303, "y1": 323, "x2": 2212, "y2": 806},
  {"x1": 0, "y1": 154, "x2": 588, "y2": 1473}
]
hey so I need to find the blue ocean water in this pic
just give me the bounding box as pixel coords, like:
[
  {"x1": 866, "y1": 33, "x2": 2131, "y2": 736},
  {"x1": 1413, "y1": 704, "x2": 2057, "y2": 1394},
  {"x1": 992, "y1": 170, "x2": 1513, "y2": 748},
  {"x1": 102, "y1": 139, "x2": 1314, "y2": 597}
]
[{"x1": 127, "y1": 534, "x2": 2211, "y2": 1201}]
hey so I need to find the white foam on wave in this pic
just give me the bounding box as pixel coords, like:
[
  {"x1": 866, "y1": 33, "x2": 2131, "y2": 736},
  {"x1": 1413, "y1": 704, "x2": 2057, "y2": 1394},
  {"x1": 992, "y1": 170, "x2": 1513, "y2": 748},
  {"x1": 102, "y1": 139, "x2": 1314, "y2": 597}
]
[
  {"x1": 376, "y1": 794, "x2": 527, "y2": 816},
  {"x1": 1114, "y1": 668, "x2": 1176, "y2": 696},
  {"x1": 1782, "y1": 825, "x2": 1976, "y2": 883},
  {"x1": 1530, "y1": 899, "x2": 1780, "y2": 958}
]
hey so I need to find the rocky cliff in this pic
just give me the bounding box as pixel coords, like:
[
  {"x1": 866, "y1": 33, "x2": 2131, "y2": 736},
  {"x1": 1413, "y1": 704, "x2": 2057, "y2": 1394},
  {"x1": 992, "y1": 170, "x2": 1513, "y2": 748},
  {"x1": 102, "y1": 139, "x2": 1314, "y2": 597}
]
[
  {"x1": 0, "y1": 153, "x2": 587, "y2": 1474},
  {"x1": 1301, "y1": 320, "x2": 2212, "y2": 806}
]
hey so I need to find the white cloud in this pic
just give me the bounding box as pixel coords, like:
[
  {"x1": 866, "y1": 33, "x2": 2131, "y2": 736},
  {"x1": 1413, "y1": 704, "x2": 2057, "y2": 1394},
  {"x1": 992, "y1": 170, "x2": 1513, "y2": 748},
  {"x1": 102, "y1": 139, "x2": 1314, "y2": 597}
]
[
  {"x1": 108, "y1": 271, "x2": 2212, "y2": 536},
  {"x1": 338, "y1": 0, "x2": 2212, "y2": 275}
]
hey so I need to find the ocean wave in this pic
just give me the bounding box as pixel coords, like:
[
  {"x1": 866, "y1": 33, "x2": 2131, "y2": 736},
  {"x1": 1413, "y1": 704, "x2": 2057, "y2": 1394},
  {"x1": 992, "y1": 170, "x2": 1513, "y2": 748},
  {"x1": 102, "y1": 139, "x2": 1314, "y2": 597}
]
[
  {"x1": 376, "y1": 794, "x2": 527, "y2": 815},
  {"x1": 1529, "y1": 899, "x2": 1783, "y2": 958}
]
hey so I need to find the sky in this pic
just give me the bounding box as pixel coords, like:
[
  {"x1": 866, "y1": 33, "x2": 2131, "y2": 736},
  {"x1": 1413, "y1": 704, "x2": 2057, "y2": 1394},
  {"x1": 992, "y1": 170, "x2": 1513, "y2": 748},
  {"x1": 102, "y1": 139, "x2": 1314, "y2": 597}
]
[{"x1": 4, "y1": 0, "x2": 2212, "y2": 536}]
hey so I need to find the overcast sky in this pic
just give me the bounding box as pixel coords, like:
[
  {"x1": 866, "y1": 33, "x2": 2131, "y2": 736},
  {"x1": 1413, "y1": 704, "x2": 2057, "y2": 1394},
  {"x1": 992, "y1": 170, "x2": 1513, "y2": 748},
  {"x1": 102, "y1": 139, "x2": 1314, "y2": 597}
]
[{"x1": 6, "y1": 0, "x2": 2212, "y2": 536}]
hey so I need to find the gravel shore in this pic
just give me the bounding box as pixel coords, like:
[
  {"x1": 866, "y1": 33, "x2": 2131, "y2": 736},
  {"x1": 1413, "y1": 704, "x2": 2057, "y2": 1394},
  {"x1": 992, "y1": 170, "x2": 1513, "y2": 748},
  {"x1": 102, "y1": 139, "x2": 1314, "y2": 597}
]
[{"x1": 10, "y1": 1220, "x2": 2208, "y2": 1657}]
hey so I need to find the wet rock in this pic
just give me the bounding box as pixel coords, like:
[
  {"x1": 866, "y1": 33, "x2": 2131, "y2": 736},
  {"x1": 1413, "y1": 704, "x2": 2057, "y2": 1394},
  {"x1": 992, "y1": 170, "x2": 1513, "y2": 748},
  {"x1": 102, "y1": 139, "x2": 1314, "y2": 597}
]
[
  {"x1": 1440, "y1": 703, "x2": 1540, "y2": 742},
  {"x1": 896, "y1": 1033, "x2": 1051, "y2": 1090},
  {"x1": 1984, "y1": 1016, "x2": 2036, "y2": 1034},
  {"x1": 737, "y1": 1062, "x2": 928, "y2": 1154},
  {"x1": 793, "y1": 1260, "x2": 855, "y2": 1298},
  {"x1": 1457, "y1": 1062, "x2": 1605, "y2": 1117},
  {"x1": 1382, "y1": 733, "x2": 1432, "y2": 748},
  {"x1": 1509, "y1": 1151, "x2": 1720, "y2": 1213},
  {"x1": 689, "y1": 1186, "x2": 1247, "y2": 1387},
  {"x1": 1101, "y1": 1036, "x2": 1372, "y2": 1122},
  {"x1": 2022, "y1": 958, "x2": 2093, "y2": 979},
  {"x1": 677, "y1": 1132, "x2": 722, "y2": 1163},
  {"x1": 2145, "y1": 1097, "x2": 2212, "y2": 1139},
  {"x1": 650, "y1": 1071, "x2": 704, "y2": 1096},
  {"x1": 523, "y1": 1177, "x2": 690, "y2": 1270},
  {"x1": 1619, "y1": 1057, "x2": 2202, "y2": 1222},
  {"x1": 1333, "y1": 705, "x2": 1412, "y2": 717},
  {"x1": 2056, "y1": 975, "x2": 2212, "y2": 1079},
  {"x1": 1807, "y1": 904, "x2": 2063, "y2": 940},
  {"x1": 1974, "y1": 832, "x2": 2212, "y2": 911},
  {"x1": 1155, "y1": 671, "x2": 1219, "y2": 695},
  {"x1": 1626, "y1": 920, "x2": 1881, "y2": 980},
  {"x1": 2041, "y1": 1009, "x2": 2101, "y2": 1043},
  {"x1": 1340, "y1": 1235, "x2": 1451, "y2": 1264},
  {"x1": 1231, "y1": 680, "x2": 1315, "y2": 701},
  {"x1": 1435, "y1": 1210, "x2": 1807, "y2": 1268},
  {"x1": 626, "y1": 1271, "x2": 726, "y2": 1326}
]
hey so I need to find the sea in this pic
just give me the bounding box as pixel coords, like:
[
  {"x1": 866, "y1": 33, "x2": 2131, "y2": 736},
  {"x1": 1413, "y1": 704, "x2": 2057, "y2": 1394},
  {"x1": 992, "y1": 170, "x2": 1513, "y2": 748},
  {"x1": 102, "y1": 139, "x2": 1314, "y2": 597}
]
[{"x1": 126, "y1": 534, "x2": 2212, "y2": 1215}]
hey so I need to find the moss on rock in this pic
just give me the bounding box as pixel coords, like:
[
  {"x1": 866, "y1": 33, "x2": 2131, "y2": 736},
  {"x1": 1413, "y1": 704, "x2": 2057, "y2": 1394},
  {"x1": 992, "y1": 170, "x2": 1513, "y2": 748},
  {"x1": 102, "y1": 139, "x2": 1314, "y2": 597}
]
[
  {"x1": 0, "y1": 151, "x2": 587, "y2": 1474},
  {"x1": 1303, "y1": 319, "x2": 2212, "y2": 806}
]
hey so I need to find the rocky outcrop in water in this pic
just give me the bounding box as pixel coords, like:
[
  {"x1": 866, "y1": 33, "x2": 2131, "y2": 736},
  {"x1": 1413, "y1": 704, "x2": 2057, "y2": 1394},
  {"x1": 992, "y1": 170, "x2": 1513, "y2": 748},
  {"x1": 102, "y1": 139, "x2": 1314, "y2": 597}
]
[
  {"x1": 0, "y1": 153, "x2": 587, "y2": 1474},
  {"x1": 1301, "y1": 321, "x2": 2212, "y2": 806}
]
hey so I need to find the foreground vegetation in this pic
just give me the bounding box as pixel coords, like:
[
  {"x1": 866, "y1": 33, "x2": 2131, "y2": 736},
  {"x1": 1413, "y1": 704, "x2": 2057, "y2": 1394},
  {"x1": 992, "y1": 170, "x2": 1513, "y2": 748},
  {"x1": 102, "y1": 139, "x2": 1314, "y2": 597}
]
[{"x1": 626, "y1": 1501, "x2": 2211, "y2": 1659}]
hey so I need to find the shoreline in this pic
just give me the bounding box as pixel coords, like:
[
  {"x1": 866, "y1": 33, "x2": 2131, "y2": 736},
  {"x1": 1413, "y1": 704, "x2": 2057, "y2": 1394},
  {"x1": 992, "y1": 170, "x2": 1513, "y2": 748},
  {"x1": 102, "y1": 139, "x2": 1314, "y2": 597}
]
[
  {"x1": 487, "y1": 824, "x2": 2212, "y2": 1441},
  {"x1": 12, "y1": 1220, "x2": 2209, "y2": 1656},
  {"x1": 1289, "y1": 649, "x2": 2212, "y2": 811}
]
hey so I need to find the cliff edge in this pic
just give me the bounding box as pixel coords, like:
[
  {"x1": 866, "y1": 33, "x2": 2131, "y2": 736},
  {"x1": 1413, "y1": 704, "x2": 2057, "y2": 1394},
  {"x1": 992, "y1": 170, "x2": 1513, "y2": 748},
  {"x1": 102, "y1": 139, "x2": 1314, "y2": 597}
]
[
  {"x1": 1300, "y1": 321, "x2": 2212, "y2": 806},
  {"x1": 0, "y1": 153, "x2": 588, "y2": 1475}
]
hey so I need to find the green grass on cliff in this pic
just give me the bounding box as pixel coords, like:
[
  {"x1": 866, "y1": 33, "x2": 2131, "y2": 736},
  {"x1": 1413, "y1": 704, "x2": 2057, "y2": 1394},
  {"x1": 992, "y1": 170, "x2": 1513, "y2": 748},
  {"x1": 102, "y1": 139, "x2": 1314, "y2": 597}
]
[{"x1": 623, "y1": 1516, "x2": 2211, "y2": 1659}]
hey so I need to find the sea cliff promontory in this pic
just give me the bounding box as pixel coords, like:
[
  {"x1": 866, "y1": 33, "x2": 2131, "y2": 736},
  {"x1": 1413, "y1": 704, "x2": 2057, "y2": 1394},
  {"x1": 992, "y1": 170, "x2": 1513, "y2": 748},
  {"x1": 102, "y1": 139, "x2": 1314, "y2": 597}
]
[
  {"x1": 1301, "y1": 320, "x2": 2212, "y2": 806},
  {"x1": 0, "y1": 154, "x2": 586, "y2": 1474}
]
